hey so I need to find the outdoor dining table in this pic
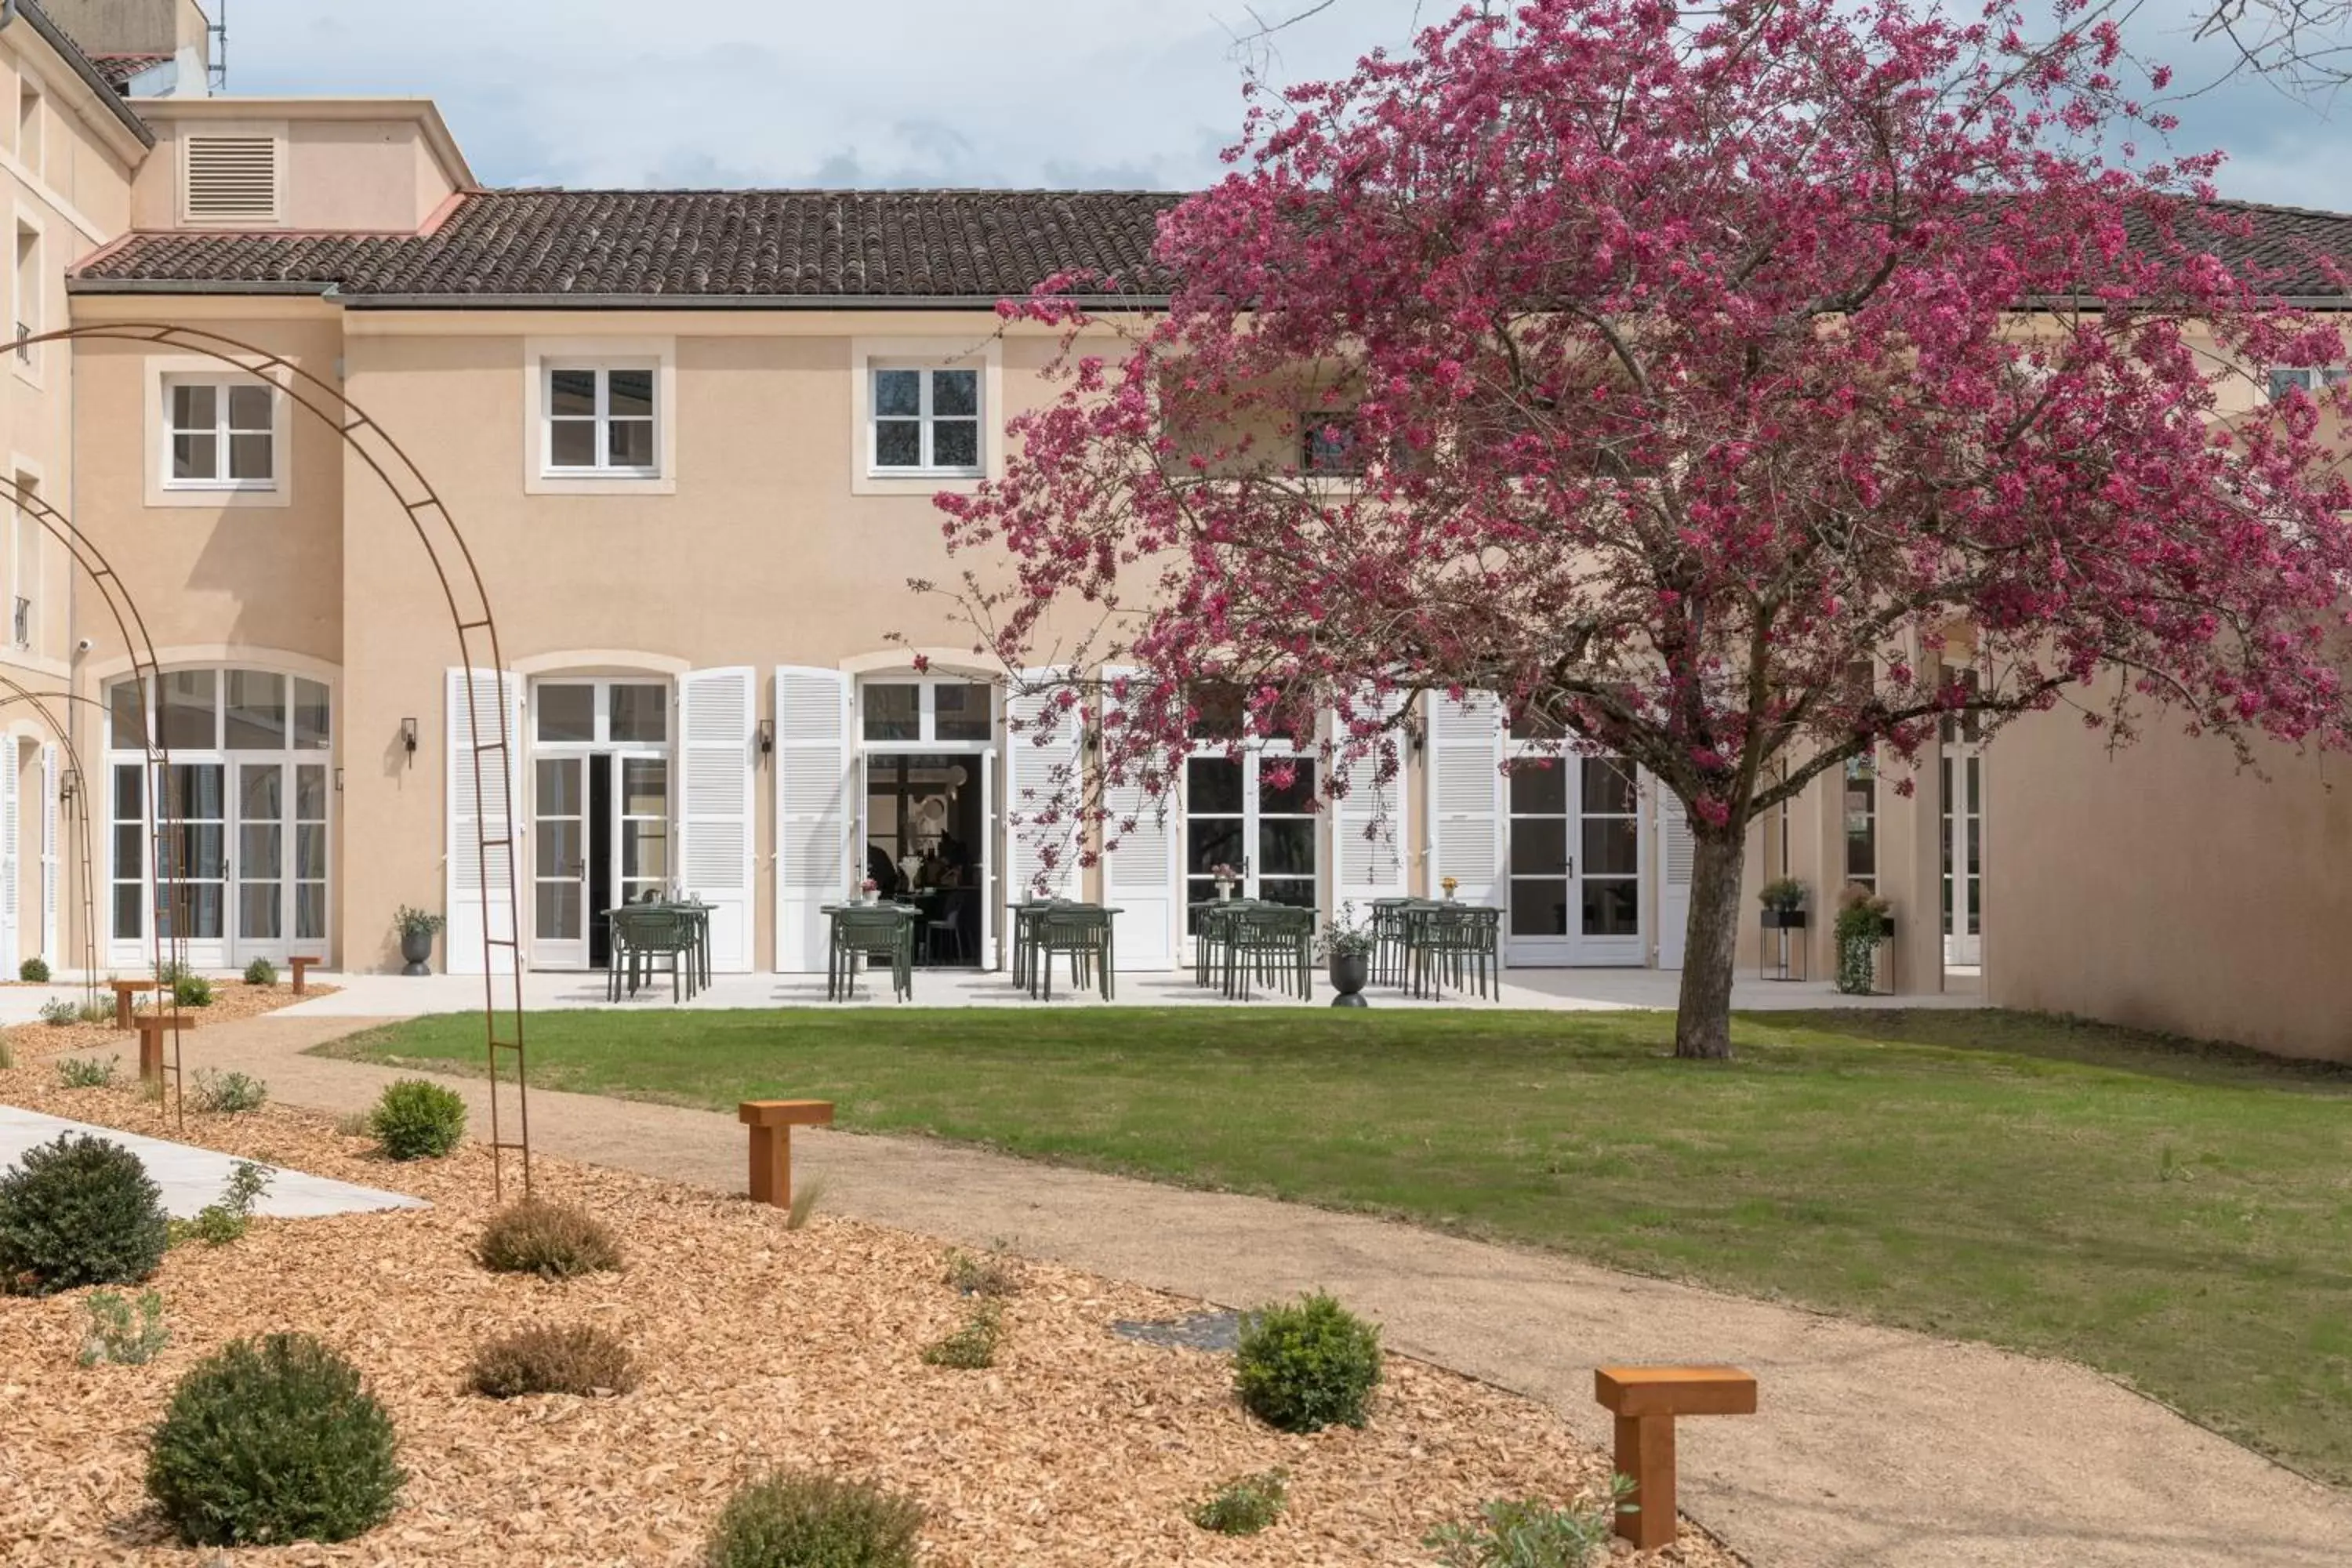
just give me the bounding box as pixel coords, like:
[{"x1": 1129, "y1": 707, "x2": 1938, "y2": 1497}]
[
  {"x1": 1382, "y1": 898, "x2": 1504, "y2": 1000},
  {"x1": 604, "y1": 899, "x2": 713, "y2": 1001},
  {"x1": 821, "y1": 901, "x2": 922, "y2": 1001},
  {"x1": 1190, "y1": 898, "x2": 1314, "y2": 1000},
  {"x1": 1008, "y1": 900, "x2": 1123, "y2": 999}
]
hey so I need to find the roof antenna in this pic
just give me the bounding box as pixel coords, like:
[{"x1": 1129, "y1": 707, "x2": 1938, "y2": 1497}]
[{"x1": 206, "y1": 0, "x2": 227, "y2": 94}]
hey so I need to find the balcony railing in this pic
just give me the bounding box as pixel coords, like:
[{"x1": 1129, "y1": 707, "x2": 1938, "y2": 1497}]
[{"x1": 13, "y1": 597, "x2": 30, "y2": 650}]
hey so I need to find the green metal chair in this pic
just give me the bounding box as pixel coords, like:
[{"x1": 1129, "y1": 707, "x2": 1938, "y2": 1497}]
[
  {"x1": 829, "y1": 907, "x2": 913, "y2": 1002},
  {"x1": 1032, "y1": 905, "x2": 1115, "y2": 1000},
  {"x1": 1224, "y1": 905, "x2": 1313, "y2": 1000},
  {"x1": 618, "y1": 907, "x2": 697, "y2": 1001},
  {"x1": 1412, "y1": 905, "x2": 1500, "y2": 1000}
]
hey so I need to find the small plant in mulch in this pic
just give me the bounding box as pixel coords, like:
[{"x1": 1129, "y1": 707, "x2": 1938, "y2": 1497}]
[
  {"x1": 190, "y1": 1069, "x2": 268, "y2": 1115},
  {"x1": 0, "y1": 1131, "x2": 169, "y2": 1295},
  {"x1": 787, "y1": 1174, "x2": 829, "y2": 1231},
  {"x1": 54, "y1": 1054, "x2": 116, "y2": 1088},
  {"x1": 1189, "y1": 1468, "x2": 1287, "y2": 1535},
  {"x1": 470, "y1": 1323, "x2": 639, "y2": 1399},
  {"x1": 242, "y1": 957, "x2": 278, "y2": 987},
  {"x1": 169, "y1": 1160, "x2": 273, "y2": 1248},
  {"x1": 78, "y1": 1287, "x2": 169, "y2": 1367},
  {"x1": 147, "y1": 1332, "x2": 405, "y2": 1548},
  {"x1": 1423, "y1": 1485, "x2": 1629, "y2": 1568},
  {"x1": 158, "y1": 961, "x2": 213, "y2": 1009},
  {"x1": 1233, "y1": 1291, "x2": 1383, "y2": 1433},
  {"x1": 943, "y1": 1245, "x2": 1021, "y2": 1298},
  {"x1": 476, "y1": 1200, "x2": 624, "y2": 1280},
  {"x1": 702, "y1": 1468, "x2": 922, "y2": 1568},
  {"x1": 36, "y1": 996, "x2": 77, "y2": 1026},
  {"x1": 20, "y1": 955, "x2": 49, "y2": 982},
  {"x1": 920, "y1": 1302, "x2": 1004, "y2": 1370},
  {"x1": 368, "y1": 1076, "x2": 468, "y2": 1160}
]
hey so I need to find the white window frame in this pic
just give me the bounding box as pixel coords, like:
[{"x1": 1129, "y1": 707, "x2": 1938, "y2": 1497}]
[
  {"x1": 160, "y1": 375, "x2": 280, "y2": 492},
  {"x1": 849, "y1": 336, "x2": 1003, "y2": 495},
  {"x1": 540, "y1": 361, "x2": 662, "y2": 481},
  {"x1": 11, "y1": 209, "x2": 39, "y2": 384},
  {"x1": 2267, "y1": 365, "x2": 2350, "y2": 401},
  {"x1": 857, "y1": 676, "x2": 999, "y2": 748},
  {"x1": 521, "y1": 337, "x2": 677, "y2": 496},
  {"x1": 867, "y1": 364, "x2": 984, "y2": 479}
]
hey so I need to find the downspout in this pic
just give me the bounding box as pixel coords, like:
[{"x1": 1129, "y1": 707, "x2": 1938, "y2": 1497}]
[{"x1": 0, "y1": 3, "x2": 18, "y2": 31}]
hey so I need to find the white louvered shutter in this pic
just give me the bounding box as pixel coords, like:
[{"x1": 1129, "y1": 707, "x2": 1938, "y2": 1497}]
[
  {"x1": 445, "y1": 669, "x2": 521, "y2": 976},
  {"x1": 183, "y1": 135, "x2": 281, "y2": 223},
  {"x1": 1004, "y1": 667, "x2": 1082, "y2": 900},
  {"x1": 0, "y1": 750, "x2": 17, "y2": 975},
  {"x1": 678, "y1": 668, "x2": 755, "y2": 972},
  {"x1": 775, "y1": 666, "x2": 852, "y2": 972},
  {"x1": 1333, "y1": 691, "x2": 1411, "y2": 912},
  {"x1": 1098, "y1": 668, "x2": 1178, "y2": 968},
  {"x1": 1427, "y1": 691, "x2": 1504, "y2": 909},
  {"x1": 39, "y1": 742, "x2": 57, "y2": 962},
  {"x1": 1655, "y1": 783, "x2": 1696, "y2": 969}
]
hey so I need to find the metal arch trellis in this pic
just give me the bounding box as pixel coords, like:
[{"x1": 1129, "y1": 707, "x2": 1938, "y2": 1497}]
[
  {"x1": 15, "y1": 322, "x2": 531, "y2": 1197},
  {"x1": 0, "y1": 684, "x2": 108, "y2": 1018}
]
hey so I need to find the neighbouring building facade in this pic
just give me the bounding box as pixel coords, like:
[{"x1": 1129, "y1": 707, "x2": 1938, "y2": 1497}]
[{"x1": 0, "y1": 2, "x2": 2345, "y2": 1058}]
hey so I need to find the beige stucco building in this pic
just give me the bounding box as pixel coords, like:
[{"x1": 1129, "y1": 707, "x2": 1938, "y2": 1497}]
[{"x1": 3, "y1": 9, "x2": 2344, "y2": 1060}]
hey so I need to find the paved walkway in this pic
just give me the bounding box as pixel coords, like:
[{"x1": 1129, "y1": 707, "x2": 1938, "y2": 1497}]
[
  {"x1": 0, "y1": 1105, "x2": 425, "y2": 1219},
  {"x1": 57, "y1": 1012, "x2": 2352, "y2": 1568}
]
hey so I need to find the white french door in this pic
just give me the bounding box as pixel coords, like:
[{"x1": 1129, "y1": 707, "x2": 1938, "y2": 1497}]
[
  {"x1": 1504, "y1": 751, "x2": 1646, "y2": 966},
  {"x1": 1183, "y1": 748, "x2": 1319, "y2": 925},
  {"x1": 532, "y1": 754, "x2": 589, "y2": 969},
  {"x1": 1942, "y1": 746, "x2": 1984, "y2": 966}
]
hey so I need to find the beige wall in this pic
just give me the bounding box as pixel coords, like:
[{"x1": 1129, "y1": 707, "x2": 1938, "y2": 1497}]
[
  {"x1": 1988, "y1": 686, "x2": 2352, "y2": 1062},
  {"x1": 132, "y1": 106, "x2": 465, "y2": 232}
]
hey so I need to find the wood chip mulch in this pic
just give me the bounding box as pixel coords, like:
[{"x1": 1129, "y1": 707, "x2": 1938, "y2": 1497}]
[
  {"x1": 2, "y1": 981, "x2": 339, "y2": 1069},
  {"x1": 0, "y1": 1068, "x2": 1740, "y2": 1567}
]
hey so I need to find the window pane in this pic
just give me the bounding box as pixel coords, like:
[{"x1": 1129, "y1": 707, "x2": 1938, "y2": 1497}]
[
  {"x1": 1189, "y1": 683, "x2": 1245, "y2": 740},
  {"x1": 224, "y1": 671, "x2": 285, "y2": 749},
  {"x1": 109, "y1": 680, "x2": 147, "y2": 751},
  {"x1": 1187, "y1": 756, "x2": 1244, "y2": 815},
  {"x1": 550, "y1": 368, "x2": 597, "y2": 416},
  {"x1": 1187, "y1": 813, "x2": 1245, "y2": 876},
  {"x1": 931, "y1": 368, "x2": 978, "y2": 416},
  {"x1": 296, "y1": 764, "x2": 326, "y2": 822},
  {"x1": 227, "y1": 432, "x2": 274, "y2": 482},
  {"x1": 238, "y1": 762, "x2": 282, "y2": 821},
  {"x1": 159, "y1": 670, "x2": 217, "y2": 750},
  {"x1": 548, "y1": 418, "x2": 597, "y2": 469},
  {"x1": 621, "y1": 757, "x2": 667, "y2": 815},
  {"x1": 1512, "y1": 880, "x2": 1568, "y2": 936},
  {"x1": 862, "y1": 683, "x2": 920, "y2": 741},
  {"x1": 114, "y1": 884, "x2": 142, "y2": 939},
  {"x1": 1259, "y1": 817, "x2": 1316, "y2": 876},
  {"x1": 1510, "y1": 817, "x2": 1567, "y2": 876},
  {"x1": 1258, "y1": 758, "x2": 1317, "y2": 813},
  {"x1": 227, "y1": 385, "x2": 272, "y2": 430},
  {"x1": 240, "y1": 882, "x2": 281, "y2": 940},
  {"x1": 171, "y1": 383, "x2": 215, "y2": 431},
  {"x1": 172, "y1": 431, "x2": 218, "y2": 481},
  {"x1": 607, "y1": 417, "x2": 654, "y2": 470},
  {"x1": 535, "y1": 758, "x2": 581, "y2": 815},
  {"x1": 608, "y1": 684, "x2": 667, "y2": 743},
  {"x1": 607, "y1": 369, "x2": 653, "y2": 416},
  {"x1": 931, "y1": 419, "x2": 979, "y2": 470},
  {"x1": 1582, "y1": 878, "x2": 1639, "y2": 935},
  {"x1": 535, "y1": 882, "x2": 581, "y2": 942},
  {"x1": 112, "y1": 762, "x2": 141, "y2": 818},
  {"x1": 622, "y1": 819, "x2": 668, "y2": 880},
  {"x1": 536, "y1": 684, "x2": 595, "y2": 742},
  {"x1": 1582, "y1": 817, "x2": 1639, "y2": 877},
  {"x1": 873, "y1": 368, "x2": 921, "y2": 417},
  {"x1": 239, "y1": 822, "x2": 281, "y2": 879},
  {"x1": 292, "y1": 678, "x2": 331, "y2": 750},
  {"x1": 535, "y1": 818, "x2": 579, "y2": 877},
  {"x1": 1581, "y1": 757, "x2": 1636, "y2": 815},
  {"x1": 296, "y1": 822, "x2": 325, "y2": 880},
  {"x1": 874, "y1": 419, "x2": 921, "y2": 468},
  {"x1": 172, "y1": 822, "x2": 226, "y2": 879},
  {"x1": 934, "y1": 682, "x2": 991, "y2": 741},
  {"x1": 1508, "y1": 760, "x2": 1566, "y2": 815},
  {"x1": 296, "y1": 883, "x2": 325, "y2": 941},
  {"x1": 113, "y1": 822, "x2": 141, "y2": 872}
]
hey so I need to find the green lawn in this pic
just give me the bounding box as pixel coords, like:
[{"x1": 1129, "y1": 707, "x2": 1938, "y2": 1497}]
[{"x1": 321, "y1": 1006, "x2": 2352, "y2": 1483}]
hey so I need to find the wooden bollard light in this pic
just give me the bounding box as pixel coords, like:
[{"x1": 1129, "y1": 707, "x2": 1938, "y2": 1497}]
[
  {"x1": 108, "y1": 978, "x2": 159, "y2": 1029},
  {"x1": 738, "y1": 1100, "x2": 834, "y2": 1209},
  {"x1": 289, "y1": 956, "x2": 320, "y2": 994},
  {"x1": 133, "y1": 1014, "x2": 197, "y2": 1084},
  {"x1": 1594, "y1": 1365, "x2": 1758, "y2": 1550}
]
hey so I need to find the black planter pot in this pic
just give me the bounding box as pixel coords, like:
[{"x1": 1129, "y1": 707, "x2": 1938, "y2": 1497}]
[
  {"x1": 398, "y1": 929, "x2": 435, "y2": 977},
  {"x1": 1759, "y1": 908, "x2": 1809, "y2": 931},
  {"x1": 1329, "y1": 951, "x2": 1370, "y2": 1007}
]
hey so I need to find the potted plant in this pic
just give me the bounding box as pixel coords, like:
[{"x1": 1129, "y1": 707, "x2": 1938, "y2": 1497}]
[
  {"x1": 1757, "y1": 877, "x2": 1809, "y2": 930},
  {"x1": 1318, "y1": 901, "x2": 1377, "y2": 1007},
  {"x1": 1833, "y1": 884, "x2": 1893, "y2": 995},
  {"x1": 1211, "y1": 862, "x2": 1237, "y2": 902},
  {"x1": 858, "y1": 877, "x2": 880, "y2": 906},
  {"x1": 394, "y1": 905, "x2": 444, "y2": 976},
  {"x1": 1439, "y1": 875, "x2": 1459, "y2": 901}
]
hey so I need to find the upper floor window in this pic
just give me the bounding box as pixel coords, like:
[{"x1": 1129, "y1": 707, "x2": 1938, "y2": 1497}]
[
  {"x1": 165, "y1": 378, "x2": 276, "y2": 488},
  {"x1": 1300, "y1": 410, "x2": 1364, "y2": 475},
  {"x1": 544, "y1": 364, "x2": 658, "y2": 477},
  {"x1": 2268, "y1": 365, "x2": 2350, "y2": 401},
  {"x1": 16, "y1": 77, "x2": 41, "y2": 177},
  {"x1": 870, "y1": 366, "x2": 981, "y2": 476}
]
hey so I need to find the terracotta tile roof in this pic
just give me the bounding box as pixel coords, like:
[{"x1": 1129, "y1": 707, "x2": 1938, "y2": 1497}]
[
  {"x1": 89, "y1": 53, "x2": 169, "y2": 92},
  {"x1": 72, "y1": 188, "x2": 1185, "y2": 303}
]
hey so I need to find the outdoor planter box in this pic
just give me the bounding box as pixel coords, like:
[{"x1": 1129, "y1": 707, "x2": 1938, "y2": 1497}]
[{"x1": 1759, "y1": 909, "x2": 1809, "y2": 930}]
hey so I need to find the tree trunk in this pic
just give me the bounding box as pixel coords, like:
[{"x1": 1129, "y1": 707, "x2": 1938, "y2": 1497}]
[{"x1": 1672, "y1": 830, "x2": 1746, "y2": 1060}]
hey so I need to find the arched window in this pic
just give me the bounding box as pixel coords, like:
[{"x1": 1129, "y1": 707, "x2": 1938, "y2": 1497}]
[{"x1": 104, "y1": 666, "x2": 331, "y2": 964}]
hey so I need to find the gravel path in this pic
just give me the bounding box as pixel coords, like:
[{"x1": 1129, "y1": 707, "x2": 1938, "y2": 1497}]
[{"x1": 72, "y1": 1012, "x2": 2352, "y2": 1568}]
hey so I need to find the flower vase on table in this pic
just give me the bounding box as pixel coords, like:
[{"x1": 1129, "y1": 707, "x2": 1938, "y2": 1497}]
[
  {"x1": 1212, "y1": 863, "x2": 1237, "y2": 902},
  {"x1": 858, "y1": 878, "x2": 880, "y2": 907}
]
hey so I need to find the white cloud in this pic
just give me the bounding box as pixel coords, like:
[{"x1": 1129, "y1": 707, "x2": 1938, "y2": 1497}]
[{"x1": 218, "y1": 0, "x2": 2352, "y2": 205}]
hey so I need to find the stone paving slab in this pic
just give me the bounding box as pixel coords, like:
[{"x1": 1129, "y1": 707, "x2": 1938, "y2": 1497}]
[{"x1": 0, "y1": 1105, "x2": 426, "y2": 1220}]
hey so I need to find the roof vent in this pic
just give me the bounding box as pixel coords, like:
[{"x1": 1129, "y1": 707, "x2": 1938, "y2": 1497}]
[{"x1": 183, "y1": 134, "x2": 280, "y2": 224}]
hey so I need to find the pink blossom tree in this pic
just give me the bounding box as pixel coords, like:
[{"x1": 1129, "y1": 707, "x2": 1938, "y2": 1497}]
[{"x1": 934, "y1": 0, "x2": 2352, "y2": 1058}]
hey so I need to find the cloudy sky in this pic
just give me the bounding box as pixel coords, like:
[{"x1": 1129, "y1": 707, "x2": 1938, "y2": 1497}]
[{"x1": 220, "y1": 0, "x2": 2352, "y2": 206}]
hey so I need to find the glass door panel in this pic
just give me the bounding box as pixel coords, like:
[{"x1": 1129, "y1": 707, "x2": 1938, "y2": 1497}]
[
  {"x1": 617, "y1": 757, "x2": 670, "y2": 906},
  {"x1": 1942, "y1": 751, "x2": 1984, "y2": 965},
  {"x1": 294, "y1": 764, "x2": 328, "y2": 943},
  {"x1": 1184, "y1": 756, "x2": 1244, "y2": 928},
  {"x1": 532, "y1": 756, "x2": 588, "y2": 967},
  {"x1": 1184, "y1": 753, "x2": 1318, "y2": 920},
  {"x1": 1506, "y1": 752, "x2": 1646, "y2": 965},
  {"x1": 1508, "y1": 761, "x2": 1570, "y2": 943},
  {"x1": 158, "y1": 762, "x2": 225, "y2": 946},
  {"x1": 1579, "y1": 759, "x2": 1641, "y2": 938},
  {"x1": 1256, "y1": 756, "x2": 1317, "y2": 910},
  {"x1": 236, "y1": 764, "x2": 283, "y2": 942}
]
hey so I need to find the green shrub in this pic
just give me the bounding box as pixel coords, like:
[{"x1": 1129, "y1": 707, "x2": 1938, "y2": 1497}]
[
  {"x1": 0, "y1": 1132, "x2": 169, "y2": 1295},
  {"x1": 168, "y1": 1161, "x2": 272, "y2": 1248},
  {"x1": 1423, "y1": 1488, "x2": 1627, "y2": 1568},
  {"x1": 78, "y1": 1287, "x2": 169, "y2": 1367},
  {"x1": 1233, "y1": 1291, "x2": 1382, "y2": 1433},
  {"x1": 173, "y1": 973, "x2": 213, "y2": 1008},
  {"x1": 920, "y1": 1302, "x2": 1004, "y2": 1370},
  {"x1": 943, "y1": 1246, "x2": 1021, "y2": 1298},
  {"x1": 55, "y1": 1054, "x2": 116, "y2": 1087},
  {"x1": 147, "y1": 1333, "x2": 405, "y2": 1548},
  {"x1": 20, "y1": 956, "x2": 49, "y2": 982},
  {"x1": 701, "y1": 1469, "x2": 922, "y2": 1568},
  {"x1": 242, "y1": 957, "x2": 278, "y2": 987},
  {"x1": 1189, "y1": 1469, "x2": 1287, "y2": 1535},
  {"x1": 475, "y1": 1200, "x2": 623, "y2": 1279},
  {"x1": 190, "y1": 1069, "x2": 267, "y2": 1115},
  {"x1": 37, "y1": 996, "x2": 77, "y2": 1026},
  {"x1": 469, "y1": 1323, "x2": 638, "y2": 1398},
  {"x1": 368, "y1": 1077, "x2": 468, "y2": 1160}
]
